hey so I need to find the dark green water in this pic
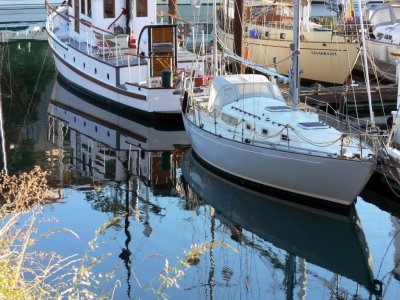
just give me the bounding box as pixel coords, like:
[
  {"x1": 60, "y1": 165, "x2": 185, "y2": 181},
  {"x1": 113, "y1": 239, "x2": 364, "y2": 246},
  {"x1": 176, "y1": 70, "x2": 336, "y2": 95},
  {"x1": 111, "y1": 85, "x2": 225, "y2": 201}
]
[{"x1": 0, "y1": 40, "x2": 400, "y2": 299}]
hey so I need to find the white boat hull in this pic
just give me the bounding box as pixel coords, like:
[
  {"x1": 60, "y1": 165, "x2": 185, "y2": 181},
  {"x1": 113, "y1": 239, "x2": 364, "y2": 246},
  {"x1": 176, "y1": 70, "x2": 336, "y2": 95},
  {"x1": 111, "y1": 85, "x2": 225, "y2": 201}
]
[
  {"x1": 48, "y1": 39, "x2": 182, "y2": 118},
  {"x1": 183, "y1": 114, "x2": 375, "y2": 207}
]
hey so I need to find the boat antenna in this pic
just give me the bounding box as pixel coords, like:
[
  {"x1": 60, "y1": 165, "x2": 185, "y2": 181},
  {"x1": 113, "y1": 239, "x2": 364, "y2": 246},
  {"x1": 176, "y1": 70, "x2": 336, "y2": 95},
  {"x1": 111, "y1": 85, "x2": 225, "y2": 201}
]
[
  {"x1": 358, "y1": 0, "x2": 375, "y2": 125},
  {"x1": 289, "y1": 0, "x2": 301, "y2": 110},
  {"x1": 212, "y1": 0, "x2": 218, "y2": 77}
]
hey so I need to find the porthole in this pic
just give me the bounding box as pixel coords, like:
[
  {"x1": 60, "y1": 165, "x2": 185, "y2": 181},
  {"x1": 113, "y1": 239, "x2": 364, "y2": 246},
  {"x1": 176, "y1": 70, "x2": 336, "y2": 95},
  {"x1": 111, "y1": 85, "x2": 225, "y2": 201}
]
[
  {"x1": 94, "y1": 68, "x2": 97, "y2": 74},
  {"x1": 262, "y1": 129, "x2": 268, "y2": 135},
  {"x1": 84, "y1": 121, "x2": 86, "y2": 127},
  {"x1": 95, "y1": 126, "x2": 98, "y2": 132},
  {"x1": 107, "y1": 73, "x2": 110, "y2": 80},
  {"x1": 83, "y1": 62, "x2": 86, "y2": 68},
  {"x1": 281, "y1": 134, "x2": 289, "y2": 141},
  {"x1": 107, "y1": 131, "x2": 110, "y2": 137},
  {"x1": 73, "y1": 57, "x2": 75, "y2": 63}
]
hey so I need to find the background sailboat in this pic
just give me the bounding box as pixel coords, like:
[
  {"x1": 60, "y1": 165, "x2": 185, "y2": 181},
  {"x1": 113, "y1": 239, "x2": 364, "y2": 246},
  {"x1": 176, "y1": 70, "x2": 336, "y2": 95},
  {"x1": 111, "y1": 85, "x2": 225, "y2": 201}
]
[{"x1": 217, "y1": 0, "x2": 361, "y2": 84}]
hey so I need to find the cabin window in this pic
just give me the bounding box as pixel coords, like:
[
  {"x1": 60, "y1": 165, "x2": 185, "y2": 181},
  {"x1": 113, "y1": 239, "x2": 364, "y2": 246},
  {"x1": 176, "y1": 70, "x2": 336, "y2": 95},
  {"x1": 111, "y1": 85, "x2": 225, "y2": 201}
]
[
  {"x1": 281, "y1": 134, "x2": 289, "y2": 141},
  {"x1": 384, "y1": 34, "x2": 392, "y2": 40},
  {"x1": 87, "y1": 0, "x2": 92, "y2": 17},
  {"x1": 224, "y1": 86, "x2": 235, "y2": 102},
  {"x1": 264, "y1": 31, "x2": 269, "y2": 38},
  {"x1": 137, "y1": 0, "x2": 148, "y2": 17},
  {"x1": 221, "y1": 113, "x2": 239, "y2": 126},
  {"x1": 81, "y1": 0, "x2": 85, "y2": 14},
  {"x1": 104, "y1": 0, "x2": 115, "y2": 18},
  {"x1": 280, "y1": 33, "x2": 286, "y2": 39},
  {"x1": 237, "y1": 83, "x2": 272, "y2": 100}
]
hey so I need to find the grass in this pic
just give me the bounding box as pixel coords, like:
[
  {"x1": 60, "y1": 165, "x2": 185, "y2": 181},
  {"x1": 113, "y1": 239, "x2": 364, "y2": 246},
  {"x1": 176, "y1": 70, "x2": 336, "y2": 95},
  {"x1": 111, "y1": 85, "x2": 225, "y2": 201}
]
[
  {"x1": 0, "y1": 166, "x2": 118, "y2": 299},
  {"x1": 0, "y1": 166, "x2": 239, "y2": 299}
]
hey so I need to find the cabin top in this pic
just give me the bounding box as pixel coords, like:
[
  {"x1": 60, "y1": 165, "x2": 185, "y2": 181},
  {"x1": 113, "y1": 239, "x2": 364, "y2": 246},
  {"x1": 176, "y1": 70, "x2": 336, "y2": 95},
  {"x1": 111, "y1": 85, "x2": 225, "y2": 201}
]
[{"x1": 207, "y1": 74, "x2": 284, "y2": 112}]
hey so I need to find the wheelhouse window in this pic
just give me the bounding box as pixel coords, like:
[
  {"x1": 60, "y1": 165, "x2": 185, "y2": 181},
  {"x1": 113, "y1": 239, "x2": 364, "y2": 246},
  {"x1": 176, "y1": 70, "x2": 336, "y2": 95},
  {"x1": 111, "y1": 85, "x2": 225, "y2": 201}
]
[
  {"x1": 104, "y1": 0, "x2": 115, "y2": 18},
  {"x1": 81, "y1": 0, "x2": 85, "y2": 14},
  {"x1": 88, "y1": 0, "x2": 91, "y2": 17},
  {"x1": 137, "y1": 0, "x2": 148, "y2": 17}
]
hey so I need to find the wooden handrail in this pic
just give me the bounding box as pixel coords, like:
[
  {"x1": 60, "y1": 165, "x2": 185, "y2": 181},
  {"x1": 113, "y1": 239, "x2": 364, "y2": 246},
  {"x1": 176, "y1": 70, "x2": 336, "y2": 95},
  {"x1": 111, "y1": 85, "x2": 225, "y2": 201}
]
[
  {"x1": 158, "y1": 10, "x2": 203, "y2": 29},
  {"x1": 123, "y1": 52, "x2": 175, "y2": 59},
  {"x1": 80, "y1": 19, "x2": 115, "y2": 36},
  {"x1": 45, "y1": 0, "x2": 70, "y2": 22}
]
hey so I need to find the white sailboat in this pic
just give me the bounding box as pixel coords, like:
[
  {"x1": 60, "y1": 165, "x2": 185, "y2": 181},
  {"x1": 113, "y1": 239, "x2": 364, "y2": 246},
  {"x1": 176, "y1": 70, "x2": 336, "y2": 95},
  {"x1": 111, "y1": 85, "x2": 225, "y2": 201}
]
[
  {"x1": 181, "y1": 0, "x2": 378, "y2": 211},
  {"x1": 45, "y1": 0, "x2": 214, "y2": 120}
]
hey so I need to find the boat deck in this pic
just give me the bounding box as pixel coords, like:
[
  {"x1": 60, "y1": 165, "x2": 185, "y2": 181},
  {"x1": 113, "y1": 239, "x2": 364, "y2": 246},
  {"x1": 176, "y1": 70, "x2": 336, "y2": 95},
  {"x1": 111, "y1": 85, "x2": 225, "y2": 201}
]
[{"x1": 60, "y1": 36, "x2": 146, "y2": 67}]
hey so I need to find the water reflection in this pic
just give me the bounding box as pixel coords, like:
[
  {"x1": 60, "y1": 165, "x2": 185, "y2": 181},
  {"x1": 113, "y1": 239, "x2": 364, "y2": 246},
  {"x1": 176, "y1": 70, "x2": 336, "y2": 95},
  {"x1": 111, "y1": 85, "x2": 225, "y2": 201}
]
[
  {"x1": 46, "y1": 77, "x2": 190, "y2": 298},
  {"x1": 44, "y1": 76, "x2": 389, "y2": 299},
  {"x1": 180, "y1": 151, "x2": 381, "y2": 297},
  {"x1": 0, "y1": 40, "x2": 55, "y2": 173},
  {"x1": 47, "y1": 77, "x2": 189, "y2": 185}
]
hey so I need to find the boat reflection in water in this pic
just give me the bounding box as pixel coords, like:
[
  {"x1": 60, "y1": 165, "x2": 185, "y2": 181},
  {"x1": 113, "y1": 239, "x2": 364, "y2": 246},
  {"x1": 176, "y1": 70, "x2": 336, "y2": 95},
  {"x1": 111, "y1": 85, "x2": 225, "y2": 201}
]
[
  {"x1": 46, "y1": 77, "x2": 189, "y2": 298},
  {"x1": 47, "y1": 77, "x2": 189, "y2": 187},
  {"x1": 181, "y1": 150, "x2": 382, "y2": 297},
  {"x1": 45, "y1": 77, "x2": 383, "y2": 298}
]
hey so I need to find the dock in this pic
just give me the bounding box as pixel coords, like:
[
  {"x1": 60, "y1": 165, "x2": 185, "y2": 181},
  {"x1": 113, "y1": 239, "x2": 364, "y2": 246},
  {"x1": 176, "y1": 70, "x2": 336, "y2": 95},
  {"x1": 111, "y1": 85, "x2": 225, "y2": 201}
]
[{"x1": 280, "y1": 82, "x2": 398, "y2": 118}]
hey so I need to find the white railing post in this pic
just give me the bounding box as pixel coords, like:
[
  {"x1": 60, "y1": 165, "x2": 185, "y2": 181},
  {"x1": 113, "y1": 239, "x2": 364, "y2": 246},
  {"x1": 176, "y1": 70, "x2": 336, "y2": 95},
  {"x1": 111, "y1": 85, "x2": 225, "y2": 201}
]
[
  {"x1": 102, "y1": 34, "x2": 105, "y2": 60},
  {"x1": 115, "y1": 36, "x2": 119, "y2": 66},
  {"x1": 138, "y1": 55, "x2": 141, "y2": 85}
]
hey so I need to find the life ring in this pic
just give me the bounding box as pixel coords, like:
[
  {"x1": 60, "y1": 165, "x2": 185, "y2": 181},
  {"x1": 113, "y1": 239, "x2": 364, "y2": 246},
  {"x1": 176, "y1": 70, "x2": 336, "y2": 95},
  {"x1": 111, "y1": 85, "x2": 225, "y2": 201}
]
[{"x1": 129, "y1": 37, "x2": 136, "y2": 49}]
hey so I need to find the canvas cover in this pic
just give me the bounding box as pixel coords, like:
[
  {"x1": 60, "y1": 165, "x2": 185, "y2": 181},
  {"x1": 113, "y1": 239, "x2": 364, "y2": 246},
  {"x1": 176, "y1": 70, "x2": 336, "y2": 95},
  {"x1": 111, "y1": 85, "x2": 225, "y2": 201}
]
[{"x1": 207, "y1": 74, "x2": 284, "y2": 112}]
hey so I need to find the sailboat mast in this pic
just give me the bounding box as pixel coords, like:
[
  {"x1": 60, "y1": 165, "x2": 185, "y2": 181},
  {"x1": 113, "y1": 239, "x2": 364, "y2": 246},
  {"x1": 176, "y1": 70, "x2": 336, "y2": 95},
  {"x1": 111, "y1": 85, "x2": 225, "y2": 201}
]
[
  {"x1": 233, "y1": 0, "x2": 243, "y2": 74},
  {"x1": 212, "y1": 0, "x2": 218, "y2": 77},
  {"x1": 357, "y1": 0, "x2": 374, "y2": 123},
  {"x1": 290, "y1": 0, "x2": 301, "y2": 109}
]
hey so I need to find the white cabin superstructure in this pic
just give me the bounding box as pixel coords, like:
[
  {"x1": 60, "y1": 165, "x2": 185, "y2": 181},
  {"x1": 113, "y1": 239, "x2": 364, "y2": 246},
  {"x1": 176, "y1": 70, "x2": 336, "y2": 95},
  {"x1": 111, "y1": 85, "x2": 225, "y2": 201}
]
[{"x1": 45, "y1": 0, "x2": 214, "y2": 120}]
